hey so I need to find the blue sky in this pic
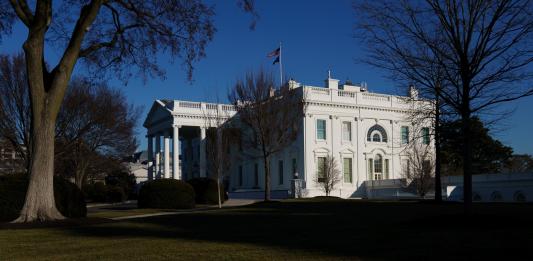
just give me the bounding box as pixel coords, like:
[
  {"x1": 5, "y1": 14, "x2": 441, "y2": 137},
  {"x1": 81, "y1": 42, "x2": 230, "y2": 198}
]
[{"x1": 1, "y1": 0, "x2": 532, "y2": 155}]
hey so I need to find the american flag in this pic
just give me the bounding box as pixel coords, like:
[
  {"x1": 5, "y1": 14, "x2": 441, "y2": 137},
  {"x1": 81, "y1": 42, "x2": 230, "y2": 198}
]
[{"x1": 267, "y1": 47, "x2": 280, "y2": 58}]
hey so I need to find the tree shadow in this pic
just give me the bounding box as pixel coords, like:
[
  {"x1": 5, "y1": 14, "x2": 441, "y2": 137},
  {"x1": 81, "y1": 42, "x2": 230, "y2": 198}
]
[{"x1": 50, "y1": 201, "x2": 533, "y2": 259}]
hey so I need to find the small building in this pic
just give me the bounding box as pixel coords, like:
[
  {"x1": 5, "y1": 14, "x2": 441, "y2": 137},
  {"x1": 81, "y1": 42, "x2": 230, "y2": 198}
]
[{"x1": 444, "y1": 173, "x2": 533, "y2": 202}]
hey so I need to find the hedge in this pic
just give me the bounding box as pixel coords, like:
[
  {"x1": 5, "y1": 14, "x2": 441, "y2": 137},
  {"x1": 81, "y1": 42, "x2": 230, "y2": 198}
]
[
  {"x1": 84, "y1": 183, "x2": 129, "y2": 203},
  {"x1": 138, "y1": 179, "x2": 195, "y2": 209},
  {"x1": 0, "y1": 174, "x2": 87, "y2": 222},
  {"x1": 106, "y1": 186, "x2": 127, "y2": 203},
  {"x1": 187, "y1": 178, "x2": 226, "y2": 205},
  {"x1": 83, "y1": 182, "x2": 108, "y2": 202}
]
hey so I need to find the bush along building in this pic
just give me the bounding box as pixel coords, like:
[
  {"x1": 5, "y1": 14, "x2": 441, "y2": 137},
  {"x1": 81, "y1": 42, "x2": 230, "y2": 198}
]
[{"x1": 143, "y1": 74, "x2": 435, "y2": 199}]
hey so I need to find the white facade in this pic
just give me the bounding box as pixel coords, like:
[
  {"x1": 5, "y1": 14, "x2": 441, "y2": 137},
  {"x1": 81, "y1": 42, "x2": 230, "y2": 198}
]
[{"x1": 143, "y1": 76, "x2": 433, "y2": 199}]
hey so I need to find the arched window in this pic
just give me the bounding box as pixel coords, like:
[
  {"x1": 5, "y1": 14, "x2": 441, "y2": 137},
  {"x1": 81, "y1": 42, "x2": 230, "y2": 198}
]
[{"x1": 367, "y1": 124, "x2": 388, "y2": 142}]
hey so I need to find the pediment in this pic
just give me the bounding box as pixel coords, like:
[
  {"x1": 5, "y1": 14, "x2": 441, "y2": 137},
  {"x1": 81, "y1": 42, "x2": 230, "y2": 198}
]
[{"x1": 143, "y1": 100, "x2": 173, "y2": 128}]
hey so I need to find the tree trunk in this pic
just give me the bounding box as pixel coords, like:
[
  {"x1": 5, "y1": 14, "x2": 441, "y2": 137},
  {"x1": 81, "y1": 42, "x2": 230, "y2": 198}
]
[
  {"x1": 75, "y1": 159, "x2": 90, "y2": 189},
  {"x1": 263, "y1": 156, "x2": 271, "y2": 201},
  {"x1": 434, "y1": 88, "x2": 442, "y2": 203},
  {"x1": 462, "y1": 107, "x2": 473, "y2": 215},
  {"x1": 14, "y1": 27, "x2": 67, "y2": 222},
  {"x1": 13, "y1": 114, "x2": 63, "y2": 222}
]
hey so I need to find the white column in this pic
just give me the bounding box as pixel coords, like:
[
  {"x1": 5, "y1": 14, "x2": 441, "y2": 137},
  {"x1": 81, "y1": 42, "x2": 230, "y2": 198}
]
[
  {"x1": 200, "y1": 127, "x2": 207, "y2": 177},
  {"x1": 173, "y1": 125, "x2": 180, "y2": 179},
  {"x1": 147, "y1": 135, "x2": 153, "y2": 180},
  {"x1": 164, "y1": 131, "x2": 170, "y2": 179},
  {"x1": 155, "y1": 135, "x2": 161, "y2": 179}
]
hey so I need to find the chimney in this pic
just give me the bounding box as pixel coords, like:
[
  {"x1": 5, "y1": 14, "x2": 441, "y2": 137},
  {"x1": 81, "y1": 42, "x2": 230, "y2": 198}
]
[
  {"x1": 325, "y1": 70, "x2": 339, "y2": 90},
  {"x1": 288, "y1": 78, "x2": 301, "y2": 90},
  {"x1": 408, "y1": 85, "x2": 419, "y2": 99}
]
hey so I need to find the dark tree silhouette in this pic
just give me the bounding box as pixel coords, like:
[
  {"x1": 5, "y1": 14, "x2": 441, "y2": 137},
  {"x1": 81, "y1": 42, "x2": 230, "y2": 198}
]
[
  {"x1": 1, "y1": 0, "x2": 256, "y2": 222},
  {"x1": 440, "y1": 117, "x2": 513, "y2": 176},
  {"x1": 203, "y1": 101, "x2": 238, "y2": 208},
  {"x1": 55, "y1": 79, "x2": 140, "y2": 189},
  {"x1": 0, "y1": 54, "x2": 31, "y2": 171},
  {"x1": 314, "y1": 155, "x2": 341, "y2": 197},
  {"x1": 229, "y1": 69, "x2": 306, "y2": 201},
  {"x1": 355, "y1": 0, "x2": 533, "y2": 213},
  {"x1": 506, "y1": 154, "x2": 533, "y2": 173}
]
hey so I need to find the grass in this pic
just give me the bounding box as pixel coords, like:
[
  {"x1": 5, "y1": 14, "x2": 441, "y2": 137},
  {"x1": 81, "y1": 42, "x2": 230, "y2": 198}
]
[
  {"x1": 87, "y1": 208, "x2": 172, "y2": 219},
  {"x1": 1, "y1": 198, "x2": 533, "y2": 260}
]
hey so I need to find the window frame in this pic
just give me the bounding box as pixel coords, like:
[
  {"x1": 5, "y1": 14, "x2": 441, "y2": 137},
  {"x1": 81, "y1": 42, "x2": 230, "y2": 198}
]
[
  {"x1": 343, "y1": 157, "x2": 352, "y2": 183},
  {"x1": 401, "y1": 126, "x2": 409, "y2": 145},
  {"x1": 317, "y1": 157, "x2": 326, "y2": 183},
  {"x1": 422, "y1": 127, "x2": 430, "y2": 145},
  {"x1": 316, "y1": 119, "x2": 327, "y2": 140},
  {"x1": 374, "y1": 154, "x2": 383, "y2": 176},
  {"x1": 342, "y1": 121, "x2": 352, "y2": 141}
]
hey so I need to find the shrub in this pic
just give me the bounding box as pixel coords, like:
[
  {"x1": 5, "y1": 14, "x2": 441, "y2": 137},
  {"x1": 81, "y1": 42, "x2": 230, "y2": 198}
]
[
  {"x1": 187, "y1": 178, "x2": 225, "y2": 205},
  {"x1": 0, "y1": 174, "x2": 27, "y2": 222},
  {"x1": 0, "y1": 174, "x2": 87, "y2": 222},
  {"x1": 105, "y1": 170, "x2": 137, "y2": 200},
  {"x1": 138, "y1": 179, "x2": 195, "y2": 209},
  {"x1": 54, "y1": 177, "x2": 87, "y2": 218},
  {"x1": 84, "y1": 182, "x2": 108, "y2": 202},
  {"x1": 106, "y1": 186, "x2": 127, "y2": 203}
]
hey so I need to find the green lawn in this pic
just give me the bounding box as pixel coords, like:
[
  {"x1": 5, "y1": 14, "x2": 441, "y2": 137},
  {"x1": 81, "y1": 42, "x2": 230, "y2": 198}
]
[
  {"x1": 87, "y1": 208, "x2": 176, "y2": 219},
  {"x1": 1, "y1": 199, "x2": 533, "y2": 260}
]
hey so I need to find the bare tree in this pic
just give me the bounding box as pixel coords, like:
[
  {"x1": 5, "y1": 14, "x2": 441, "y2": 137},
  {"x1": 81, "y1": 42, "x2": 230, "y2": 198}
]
[
  {"x1": 55, "y1": 79, "x2": 139, "y2": 189},
  {"x1": 228, "y1": 69, "x2": 305, "y2": 201},
  {"x1": 1, "y1": 0, "x2": 256, "y2": 222},
  {"x1": 355, "y1": 0, "x2": 533, "y2": 213},
  {"x1": 401, "y1": 86, "x2": 457, "y2": 201},
  {"x1": 0, "y1": 54, "x2": 31, "y2": 171},
  {"x1": 314, "y1": 155, "x2": 341, "y2": 197},
  {"x1": 402, "y1": 143, "x2": 435, "y2": 198},
  {"x1": 203, "y1": 102, "x2": 235, "y2": 208},
  {"x1": 1, "y1": 62, "x2": 139, "y2": 189}
]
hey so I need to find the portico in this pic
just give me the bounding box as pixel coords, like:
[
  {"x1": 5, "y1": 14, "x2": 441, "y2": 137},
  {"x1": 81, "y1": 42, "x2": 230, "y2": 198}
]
[{"x1": 143, "y1": 100, "x2": 235, "y2": 181}]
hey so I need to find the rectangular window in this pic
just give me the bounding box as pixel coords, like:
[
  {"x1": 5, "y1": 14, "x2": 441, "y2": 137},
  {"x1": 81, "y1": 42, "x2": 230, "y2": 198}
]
[
  {"x1": 238, "y1": 165, "x2": 243, "y2": 187},
  {"x1": 401, "y1": 126, "x2": 409, "y2": 144},
  {"x1": 317, "y1": 157, "x2": 326, "y2": 182},
  {"x1": 422, "y1": 127, "x2": 430, "y2": 145},
  {"x1": 278, "y1": 160, "x2": 284, "y2": 185},
  {"x1": 317, "y1": 119, "x2": 326, "y2": 140},
  {"x1": 343, "y1": 158, "x2": 352, "y2": 183},
  {"x1": 375, "y1": 158, "x2": 383, "y2": 174},
  {"x1": 254, "y1": 163, "x2": 259, "y2": 187},
  {"x1": 342, "y1": 121, "x2": 351, "y2": 141}
]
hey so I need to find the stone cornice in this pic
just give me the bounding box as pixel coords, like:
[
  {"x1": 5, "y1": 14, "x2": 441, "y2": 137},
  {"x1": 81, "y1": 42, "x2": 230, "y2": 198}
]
[{"x1": 305, "y1": 101, "x2": 411, "y2": 114}]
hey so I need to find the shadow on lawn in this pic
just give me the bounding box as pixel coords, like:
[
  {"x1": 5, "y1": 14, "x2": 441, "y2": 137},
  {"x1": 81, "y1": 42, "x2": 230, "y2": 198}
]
[{"x1": 65, "y1": 200, "x2": 533, "y2": 260}]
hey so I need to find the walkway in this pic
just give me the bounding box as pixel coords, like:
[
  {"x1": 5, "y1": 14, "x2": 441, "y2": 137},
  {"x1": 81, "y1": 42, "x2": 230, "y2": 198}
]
[{"x1": 88, "y1": 199, "x2": 258, "y2": 221}]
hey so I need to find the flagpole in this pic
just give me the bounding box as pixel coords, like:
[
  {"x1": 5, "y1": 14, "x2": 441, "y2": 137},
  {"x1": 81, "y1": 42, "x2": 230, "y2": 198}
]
[{"x1": 279, "y1": 42, "x2": 283, "y2": 88}]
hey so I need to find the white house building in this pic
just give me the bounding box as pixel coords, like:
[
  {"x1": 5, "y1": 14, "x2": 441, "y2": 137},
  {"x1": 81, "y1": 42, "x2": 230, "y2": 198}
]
[{"x1": 143, "y1": 75, "x2": 434, "y2": 199}]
